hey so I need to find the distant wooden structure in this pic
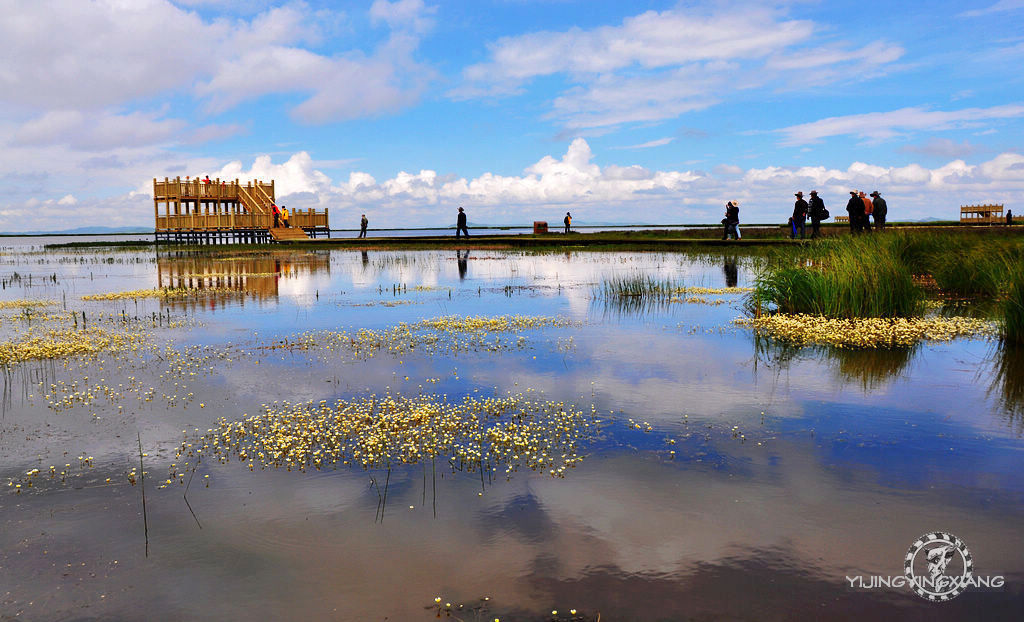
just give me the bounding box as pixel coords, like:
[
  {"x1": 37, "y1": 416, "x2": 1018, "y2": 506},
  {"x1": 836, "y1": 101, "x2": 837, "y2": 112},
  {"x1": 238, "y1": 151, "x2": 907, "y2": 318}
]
[
  {"x1": 833, "y1": 215, "x2": 849, "y2": 224},
  {"x1": 153, "y1": 177, "x2": 329, "y2": 244},
  {"x1": 960, "y1": 204, "x2": 1004, "y2": 225}
]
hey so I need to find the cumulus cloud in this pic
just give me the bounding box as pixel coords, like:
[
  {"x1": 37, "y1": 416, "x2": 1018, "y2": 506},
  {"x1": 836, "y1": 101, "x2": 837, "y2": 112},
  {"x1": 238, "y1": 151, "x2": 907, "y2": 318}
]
[
  {"x1": 775, "y1": 103, "x2": 1024, "y2": 145},
  {"x1": 454, "y1": 6, "x2": 904, "y2": 129}
]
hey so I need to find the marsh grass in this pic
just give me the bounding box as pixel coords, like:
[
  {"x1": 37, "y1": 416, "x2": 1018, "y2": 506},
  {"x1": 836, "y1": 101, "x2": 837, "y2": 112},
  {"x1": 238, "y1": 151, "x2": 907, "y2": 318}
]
[
  {"x1": 753, "y1": 231, "x2": 1024, "y2": 320},
  {"x1": 597, "y1": 274, "x2": 680, "y2": 299},
  {"x1": 753, "y1": 235, "x2": 924, "y2": 318},
  {"x1": 1004, "y1": 265, "x2": 1024, "y2": 344}
]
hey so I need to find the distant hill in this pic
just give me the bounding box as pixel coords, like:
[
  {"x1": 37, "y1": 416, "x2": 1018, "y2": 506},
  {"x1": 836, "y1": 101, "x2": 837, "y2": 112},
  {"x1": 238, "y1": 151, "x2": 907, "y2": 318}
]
[{"x1": 0, "y1": 226, "x2": 152, "y2": 236}]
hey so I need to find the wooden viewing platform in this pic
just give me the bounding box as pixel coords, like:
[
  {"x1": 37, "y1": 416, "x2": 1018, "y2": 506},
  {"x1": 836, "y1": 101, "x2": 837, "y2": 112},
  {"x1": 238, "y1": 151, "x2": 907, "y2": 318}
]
[
  {"x1": 960, "y1": 204, "x2": 1005, "y2": 225},
  {"x1": 153, "y1": 177, "x2": 330, "y2": 244}
]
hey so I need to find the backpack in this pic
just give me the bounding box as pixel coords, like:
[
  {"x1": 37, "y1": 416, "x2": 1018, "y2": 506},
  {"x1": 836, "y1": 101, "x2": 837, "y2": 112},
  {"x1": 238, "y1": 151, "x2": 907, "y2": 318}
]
[{"x1": 821, "y1": 207, "x2": 830, "y2": 219}]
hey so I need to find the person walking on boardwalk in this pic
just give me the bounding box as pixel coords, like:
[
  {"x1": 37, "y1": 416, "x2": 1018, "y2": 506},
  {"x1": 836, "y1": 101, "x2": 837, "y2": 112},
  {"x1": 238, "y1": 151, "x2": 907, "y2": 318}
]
[
  {"x1": 272, "y1": 203, "x2": 281, "y2": 228},
  {"x1": 564, "y1": 212, "x2": 572, "y2": 234},
  {"x1": 870, "y1": 191, "x2": 888, "y2": 231},
  {"x1": 359, "y1": 214, "x2": 368, "y2": 238},
  {"x1": 722, "y1": 200, "x2": 740, "y2": 240},
  {"x1": 456, "y1": 206, "x2": 470, "y2": 238},
  {"x1": 281, "y1": 205, "x2": 290, "y2": 228},
  {"x1": 846, "y1": 191, "x2": 863, "y2": 233},
  {"x1": 791, "y1": 192, "x2": 808, "y2": 239},
  {"x1": 808, "y1": 190, "x2": 826, "y2": 238},
  {"x1": 860, "y1": 192, "x2": 873, "y2": 232}
]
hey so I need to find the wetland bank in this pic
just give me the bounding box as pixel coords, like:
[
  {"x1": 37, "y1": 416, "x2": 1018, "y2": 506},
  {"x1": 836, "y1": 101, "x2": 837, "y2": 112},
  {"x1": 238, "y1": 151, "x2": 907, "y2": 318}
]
[{"x1": 2, "y1": 232, "x2": 1023, "y2": 620}]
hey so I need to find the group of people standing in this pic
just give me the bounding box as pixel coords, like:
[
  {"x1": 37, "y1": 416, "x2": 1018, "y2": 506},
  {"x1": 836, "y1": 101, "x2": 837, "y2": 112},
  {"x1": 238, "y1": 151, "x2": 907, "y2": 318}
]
[
  {"x1": 790, "y1": 190, "x2": 829, "y2": 239},
  {"x1": 722, "y1": 190, "x2": 893, "y2": 241},
  {"x1": 844, "y1": 190, "x2": 888, "y2": 233}
]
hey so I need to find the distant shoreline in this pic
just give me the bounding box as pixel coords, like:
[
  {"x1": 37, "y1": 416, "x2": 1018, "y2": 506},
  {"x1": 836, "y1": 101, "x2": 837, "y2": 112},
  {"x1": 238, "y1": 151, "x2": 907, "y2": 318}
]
[{"x1": 0, "y1": 221, "x2": 963, "y2": 237}]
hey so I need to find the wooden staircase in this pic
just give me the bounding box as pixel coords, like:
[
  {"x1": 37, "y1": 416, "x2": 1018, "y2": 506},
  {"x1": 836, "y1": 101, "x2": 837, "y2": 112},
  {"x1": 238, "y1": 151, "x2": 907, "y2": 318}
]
[{"x1": 269, "y1": 227, "x2": 310, "y2": 242}]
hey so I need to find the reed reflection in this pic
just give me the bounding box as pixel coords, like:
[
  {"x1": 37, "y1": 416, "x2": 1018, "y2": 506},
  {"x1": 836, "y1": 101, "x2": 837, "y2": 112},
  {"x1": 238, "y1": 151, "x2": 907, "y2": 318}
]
[
  {"x1": 752, "y1": 333, "x2": 917, "y2": 390},
  {"x1": 988, "y1": 342, "x2": 1024, "y2": 434}
]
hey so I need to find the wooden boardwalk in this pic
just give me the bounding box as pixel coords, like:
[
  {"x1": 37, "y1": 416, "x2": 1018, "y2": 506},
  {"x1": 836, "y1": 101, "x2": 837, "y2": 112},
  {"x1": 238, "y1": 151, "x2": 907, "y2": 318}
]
[{"x1": 153, "y1": 177, "x2": 329, "y2": 244}]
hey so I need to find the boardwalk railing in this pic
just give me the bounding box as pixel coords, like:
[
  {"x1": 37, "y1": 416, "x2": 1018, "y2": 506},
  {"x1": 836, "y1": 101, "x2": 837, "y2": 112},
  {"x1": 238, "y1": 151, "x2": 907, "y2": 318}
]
[{"x1": 960, "y1": 204, "x2": 1005, "y2": 224}]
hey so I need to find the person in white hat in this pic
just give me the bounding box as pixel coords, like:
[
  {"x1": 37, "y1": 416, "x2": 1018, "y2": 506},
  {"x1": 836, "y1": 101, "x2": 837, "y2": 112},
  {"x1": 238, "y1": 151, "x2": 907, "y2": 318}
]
[{"x1": 722, "y1": 200, "x2": 741, "y2": 240}]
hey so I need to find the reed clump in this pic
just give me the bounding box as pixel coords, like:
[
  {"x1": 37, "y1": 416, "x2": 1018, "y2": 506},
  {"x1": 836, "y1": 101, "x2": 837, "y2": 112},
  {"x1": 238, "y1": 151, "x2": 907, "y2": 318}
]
[
  {"x1": 1004, "y1": 265, "x2": 1024, "y2": 345},
  {"x1": 754, "y1": 234, "x2": 924, "y2": 318},
  {"x1": 597, "y1": 274, "x2": 680, "y2": 299}
]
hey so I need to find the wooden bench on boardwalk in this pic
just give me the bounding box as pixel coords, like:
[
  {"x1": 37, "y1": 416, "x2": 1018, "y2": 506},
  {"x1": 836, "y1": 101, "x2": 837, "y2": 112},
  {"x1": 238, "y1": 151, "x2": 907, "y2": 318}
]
[
  {"x1": 153, "y1": 177, "x2": 330, "y2": 244},
  {"x1": 960, "y1": 204, "x2": 1004, "y2": 225}
]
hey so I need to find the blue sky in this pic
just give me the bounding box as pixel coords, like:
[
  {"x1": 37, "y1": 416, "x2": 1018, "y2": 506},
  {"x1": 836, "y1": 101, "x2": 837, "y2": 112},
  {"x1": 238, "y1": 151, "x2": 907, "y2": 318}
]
[{"x1": 1, "y1": 0, "x2": 1023, "y2": 230}]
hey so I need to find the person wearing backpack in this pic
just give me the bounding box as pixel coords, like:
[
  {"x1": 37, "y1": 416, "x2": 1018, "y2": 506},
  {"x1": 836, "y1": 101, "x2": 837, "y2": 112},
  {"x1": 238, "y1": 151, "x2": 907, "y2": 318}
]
[
  {"x1": 808, "y1": 190, "x2": 827, "y2": 238},
  {"x1": 564, "y1": 212, "x2": 572, "y2": 234}
]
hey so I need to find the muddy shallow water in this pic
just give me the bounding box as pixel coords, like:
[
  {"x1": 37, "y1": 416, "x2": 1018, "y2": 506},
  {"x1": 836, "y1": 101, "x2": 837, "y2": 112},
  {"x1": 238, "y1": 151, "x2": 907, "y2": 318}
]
[{"x1": 1, "y1": 244, "x2": 1022, "y2": 621}]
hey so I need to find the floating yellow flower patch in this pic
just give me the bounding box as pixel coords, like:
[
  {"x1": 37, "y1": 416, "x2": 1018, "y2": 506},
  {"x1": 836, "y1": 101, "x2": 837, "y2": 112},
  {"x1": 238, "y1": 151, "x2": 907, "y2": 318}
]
[
  {"x1": 272, "y1": 315, "x2": 575, "y2": 359},
  {"x1": 0, "y1": 299, "x2": 56, "y2": 309},
  {"x1": 735, "y1": 314, "x2": 998, "y2": 348},
  {"x1": 82, "y1": 287, "x2": 240, "y2": 301},
  {"x1": 672, "y1": 286, "x2": 753, "y2": 295},
  {"x1": 172, "y1": 392, "x2": 595, "y2": 481},
  {"x1": 669, "y1": 296, "x2": 726, "y2": 305},
  {"x1": 0, "y1": 326, "x2": 148, "y2": 365}
]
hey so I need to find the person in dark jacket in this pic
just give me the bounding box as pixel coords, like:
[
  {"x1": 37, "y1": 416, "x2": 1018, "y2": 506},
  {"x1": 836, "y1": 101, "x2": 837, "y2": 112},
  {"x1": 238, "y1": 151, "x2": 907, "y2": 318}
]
[
  {"x1": 808, "y1": 190, "x2": 825, "y2": 238},
  {"x1": 1008, "y1": 209, "x2": 1014, "y2": 226},
  {"x1": 846, "y1": 191, "x2": 863, "y2": 233},
  {"x1": 722, "y1": 201, "x2": 740, "y2": 240},
  {"x1": 359, "y1": 214, "x2": 368, "y2": 238},
  {"x1": 564, "y1": 212, "x2": 572, "y2": 234},
  {"x1": 456, "y1": 206, "x2": 469, "y2": 238},
  {"x1": 870, "y1": 191, "x2": 888, "y2": 231},
  {"x1": 792, "y1": 191, "x2": 808, "y2": 239}
]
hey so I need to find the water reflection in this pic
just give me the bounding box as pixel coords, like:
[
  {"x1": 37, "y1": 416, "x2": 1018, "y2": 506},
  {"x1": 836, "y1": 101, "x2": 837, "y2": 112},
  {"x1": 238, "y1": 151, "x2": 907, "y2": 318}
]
[
  {"x1": 456, "y1": 250, "x2": 469, "y2": 280},
  {"x1": 155, "y1": 250, "x2": 331, "y2": 306},
  {"x1": 723, "y1": 256, "x2": 738, "y2": 288},
  {"x1": 989, "y1": 343, "x2": 1024, "y2": 433},
  {"x1": 753, "y1": 334, "x2": 917, "y2": 390}
]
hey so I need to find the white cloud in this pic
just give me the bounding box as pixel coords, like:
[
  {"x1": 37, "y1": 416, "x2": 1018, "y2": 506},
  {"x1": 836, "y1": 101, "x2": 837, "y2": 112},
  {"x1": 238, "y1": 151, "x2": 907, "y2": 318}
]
[
  {"x1": 454, "y1": 6, "x2": 904, "y2": 129},
  {"x1": 370, "y1": 0, "x2": 436, "y2": 34},
  {"x1": 775, "y1": 104, "x2": 1024, "y2": 145},
  {"x1": 0, "y1": 0, "x2": 432, "y2": 127},
  {"x1": 961, "y1": 0, "x2": 1024, "y2": 17},
  {"x1": 612, "y1": 138, "x2": 674, "y2": 150}
]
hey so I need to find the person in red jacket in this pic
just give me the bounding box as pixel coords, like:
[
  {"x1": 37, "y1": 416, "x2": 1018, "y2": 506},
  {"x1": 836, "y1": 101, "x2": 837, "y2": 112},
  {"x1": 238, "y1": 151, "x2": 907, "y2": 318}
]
[{"x1": 860, "y1": 192, "x2": 873, "y2": 233}]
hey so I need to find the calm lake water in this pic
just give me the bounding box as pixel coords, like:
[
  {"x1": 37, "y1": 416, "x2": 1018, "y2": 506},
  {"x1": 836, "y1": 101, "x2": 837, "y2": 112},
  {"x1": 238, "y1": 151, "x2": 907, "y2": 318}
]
[{"x1": 1, "y1": 243, "x2": 1022, "y2": 621}]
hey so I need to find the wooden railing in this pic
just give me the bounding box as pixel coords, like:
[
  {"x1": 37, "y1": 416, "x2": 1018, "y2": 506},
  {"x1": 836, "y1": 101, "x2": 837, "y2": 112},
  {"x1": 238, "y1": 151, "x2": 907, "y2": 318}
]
[
  {"x1": 288, "y1": 209, "x2": 329, "y2": 229},
  {"x1": 155, "y1": 210, "x2": 328, "y2": 231},
  {"x1": 153, "y1": 177, "x2": 274, "y2": 201},
  {"x1": 157, "y1": 213, "x2": 273, "y2": 231},
  {"x1": 237, "y1": 184, "x2": 267, "y2": 215},
  {"x1": 960, "y1": 204, "x2": 1004, "y2": 224}
]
